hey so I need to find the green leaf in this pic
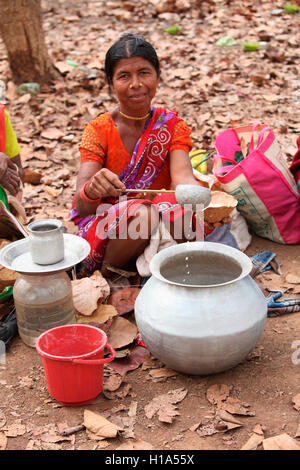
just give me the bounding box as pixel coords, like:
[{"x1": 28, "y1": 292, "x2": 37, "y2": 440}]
[
  {"x1": 243, "y1": 42, "x2": 260, "y2": 51},
  {"x1": 216, "y1": 36, "x2": 237, "y2": 47},
  {"x1": 66, "y1": 59, "x2": 77, "y2": 67},
  {"x1": 282, "y1": 3, "x2": 299, "y2": 13},
  {"x1": 0, "y1": 286, "x2": 13, "y2": 300},
  {"x1": 165, "y1": 25, "x2": 181, "y2": 35}
]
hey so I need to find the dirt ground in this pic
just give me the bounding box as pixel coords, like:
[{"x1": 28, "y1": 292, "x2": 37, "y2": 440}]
[
  {"x1": 0, "y1": 0, "x2": 300, "y2": 453},
  {"x1": 0, "y1": 234, "x2": 299, "y2": 451}
]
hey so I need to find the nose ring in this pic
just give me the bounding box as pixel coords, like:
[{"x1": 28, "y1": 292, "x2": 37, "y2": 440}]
[{"x1": 139, "y1": 83, "x2": 143, "y2": 87}]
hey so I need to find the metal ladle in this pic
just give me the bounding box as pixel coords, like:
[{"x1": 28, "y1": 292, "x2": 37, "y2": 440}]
[
  {"x1": 174, "y1": 184, "x2": 211, "y2": 211},
  {"x1": 119, "y1": 185, "x2": 211, "y2": 211}
]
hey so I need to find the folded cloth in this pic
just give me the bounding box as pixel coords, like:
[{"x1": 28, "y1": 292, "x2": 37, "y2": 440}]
[
  {"x1": 267, "y1": 290, "x2": 300, "y2": 317},
  {"x1": 0, "y1": 310, "x2": 18, "y2": 348},
  {"x1": 136, "y1": 219, "x2": 177, "y2": 277},
  {"x1": 250, "y1": 251, "x2": 281, "y2": 277},
  {"x1": 228, "y1": 209, "x2": 252, "y2": 251}
]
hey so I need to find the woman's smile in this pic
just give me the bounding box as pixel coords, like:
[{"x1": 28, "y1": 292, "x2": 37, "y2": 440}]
[{"x1": 111, "y1": 56, "x2": 159, "y2": 116}]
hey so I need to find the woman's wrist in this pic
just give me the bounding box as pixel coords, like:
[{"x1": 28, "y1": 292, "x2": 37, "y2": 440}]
[{"x1": 79, "y1": 182, "x2": 102, "y2": 204}]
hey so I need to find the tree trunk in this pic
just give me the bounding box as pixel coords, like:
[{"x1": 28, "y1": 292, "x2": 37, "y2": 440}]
[{"x1": 0, "y1": 0, "x2": 59, "y2": 84}]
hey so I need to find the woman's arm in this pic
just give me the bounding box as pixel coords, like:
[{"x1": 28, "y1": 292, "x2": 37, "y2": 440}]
[
  {"x1": 169, "y1": 149, "x2": 200, "y2": 188},
  {"x1": 75, "y1": 161, "x2": 126, "y2": 217}
]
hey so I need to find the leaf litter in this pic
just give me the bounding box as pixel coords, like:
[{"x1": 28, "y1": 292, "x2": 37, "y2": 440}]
[{"x1": 144, "y1": 388, "x2": 188, "y2": 424}]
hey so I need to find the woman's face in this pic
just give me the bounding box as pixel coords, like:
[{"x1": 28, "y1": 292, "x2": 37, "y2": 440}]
[{"x1": 111, "y1": 56, "x2": 159, "y2": 114}]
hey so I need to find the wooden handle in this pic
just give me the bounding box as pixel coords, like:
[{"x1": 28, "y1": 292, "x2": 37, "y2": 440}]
[{"x1": 117, "y1": 188, "x2": 175, "y2": 194}]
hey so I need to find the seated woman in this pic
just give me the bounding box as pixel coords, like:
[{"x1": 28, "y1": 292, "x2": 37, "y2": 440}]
[{"x1": 70, "y1": 33, "x2": 232, "y2": 277}]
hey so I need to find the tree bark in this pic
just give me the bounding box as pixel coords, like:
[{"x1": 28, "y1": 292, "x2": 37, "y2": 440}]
[{"x1": 0, "y1": 0, "x2": 59, "y2": 84}]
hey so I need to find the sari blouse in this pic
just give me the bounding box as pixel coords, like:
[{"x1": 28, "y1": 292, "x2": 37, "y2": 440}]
[{"x1": 79, "y1": 112, "x2": 192, "y2": 190}]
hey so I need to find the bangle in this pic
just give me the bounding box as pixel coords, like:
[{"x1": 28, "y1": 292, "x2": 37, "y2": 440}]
[{"x1": 79, "y1": 182, "x2": 101, "y2": 204}]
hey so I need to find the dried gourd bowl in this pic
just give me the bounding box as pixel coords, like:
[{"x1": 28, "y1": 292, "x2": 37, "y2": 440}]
[{"x1": 204, "y1": 191, "x2": 238, "y2": 223}]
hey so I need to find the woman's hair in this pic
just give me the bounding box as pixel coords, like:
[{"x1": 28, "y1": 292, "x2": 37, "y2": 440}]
[{"x1": 104, "y1": 33, "x2": 160, "y2": 85}]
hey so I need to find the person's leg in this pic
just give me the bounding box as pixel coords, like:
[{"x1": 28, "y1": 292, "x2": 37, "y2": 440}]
[{"x1": 102, "y1": 203, "x2": 159, "y2": 276}]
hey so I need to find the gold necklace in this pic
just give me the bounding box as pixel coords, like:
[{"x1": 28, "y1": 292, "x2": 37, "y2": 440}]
[{"x1": 119, "y1": 110, "x2": 150, "y2": 120}]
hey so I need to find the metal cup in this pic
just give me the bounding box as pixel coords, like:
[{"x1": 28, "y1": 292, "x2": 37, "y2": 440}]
[{"x1": 27, "y1": 219, "x2": 65, "y2": 265}]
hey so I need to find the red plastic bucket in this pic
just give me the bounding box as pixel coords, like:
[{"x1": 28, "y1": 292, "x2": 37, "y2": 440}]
[{"x1": 36, "y1": 324, "x2": 115, "y2": 406}]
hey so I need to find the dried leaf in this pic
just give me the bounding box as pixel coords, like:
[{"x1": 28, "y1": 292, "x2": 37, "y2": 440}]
[
  {"x1": 103, "y1": 382, "x2": 132, "y2": 400},
  {"x1": 240, "y1": 433, "x2": 264, "y2": 450},
  {"x1": 292, "y1": 393, "x2": 300, "y2": 411},
  {"x1": 295, "y1": 422, "x2": 300, "y2": 438},
  {"x1": 220, "y1": 396, "x2": 256, "y2": 416},
  {"x1": 149, "y1": 368, "x2": 178, "y2": 379},
  {"x1": 83, "y1": 410, "x2": 122, "y2": 439},
  {"x1": 216, "y1": 409, "x2": 243, "y2": 425},
  {"x1": 44, "y1": 186, "x2": 62, "y2": 198},
  {"x1": 144, "y1": 388, "x2": 188, "y2": 423},
  {"x1": 4, "y1": 420, "x2": 26, "y2": 437},
  {"x1": 215, "y1": 420, "x2": 242, "y2": 432},
  {"x1": 6, "y1": 81, "x2": 19, "y2": 101},
  {"x1": 103, "y1": 374, "x2": 124, "y2": 392},
  {"x1": 107, "y1": 288, "x2": 141, "y2": 315},
  {"x1": 0, "y1": 410, "x2": 6, "y2": 429},
  {"x1": 116, "y1": 439, "x2": 153, "y2": 450},
  {"x1": 108, "y1": 345, "x2": 150, "y2": 375},
  {"x1": 54, "y1": 61, "x2": 75, "y2": 74},
  {"x1": 189, "y1": 422, "x2": 202, "y2": 432},
  {"x1": 41, "y1": 128, "x2": 64, "y2": 140},
  {"x1": 286, "y1": 274, "x2": 300, "y2": 284},
  {"x1": 240, "y1": 136, "x2": 249, "y2": 158},
  {"x1": 0, "y1": 432, "x2": 8, "y2": 450},
  {"x1": 24, "y1": 169, "x2": 43, "y2": 185},
  {"x1": 206, "y1": 384, "x2": 230, "y2": 406},
  {"x1": 263, "y1": 433, "x2": 300, "y2": 451},
  {"x1": 128, "y1": 401, "x2": 138, "y2": 418},
  {"x1": 107, "y1": 316, "x2": 138, "y2": 349},
  {"x1": 120, "y1": 415, "x2": 136, "y2": 439},
  {"x1": 72, "y1": 272, "x2": 110, "y2": 316},
  {"x1": 253, "y1": 423, "x2": 264, "y2": 435},
  {"x1": 76, "y1": 304, "x2": 118, "y2": 324}
]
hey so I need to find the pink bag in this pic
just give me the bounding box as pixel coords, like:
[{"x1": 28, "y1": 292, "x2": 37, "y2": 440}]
[{"x1": 213, "y1": 123, "x2": 300, "y2": 244}]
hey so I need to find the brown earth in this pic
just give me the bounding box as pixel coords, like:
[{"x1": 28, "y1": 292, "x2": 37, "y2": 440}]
[{"x1": 0, "y1": 235, "x2": 299, "y2": 451}]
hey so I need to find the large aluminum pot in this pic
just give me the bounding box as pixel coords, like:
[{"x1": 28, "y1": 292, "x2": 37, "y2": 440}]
[{"x1": 135, "y1": 242, "x2": 267, "y2": 375}]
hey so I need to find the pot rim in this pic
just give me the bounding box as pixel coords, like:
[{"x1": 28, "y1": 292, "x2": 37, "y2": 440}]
[
  {"x1": 149, "y1": 241, "x2": 253, "y2": 288},
  {"x1": 27, "y1": 218, "x2": 62, "y2": 233}
]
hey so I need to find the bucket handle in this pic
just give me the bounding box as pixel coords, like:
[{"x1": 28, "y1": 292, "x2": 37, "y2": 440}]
[{"x1": 71, "y1": 343, "x2": 116, "y2": 365}]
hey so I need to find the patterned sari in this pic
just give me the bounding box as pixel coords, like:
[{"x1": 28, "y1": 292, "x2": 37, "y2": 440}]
[{"x1": 70, "y1": 107, "x2": 186, "y2": 275}]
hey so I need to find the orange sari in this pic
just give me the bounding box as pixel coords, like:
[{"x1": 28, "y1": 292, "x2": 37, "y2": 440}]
[{"x1": 70, "y1": 107, "x2": 192, "y2": 275}]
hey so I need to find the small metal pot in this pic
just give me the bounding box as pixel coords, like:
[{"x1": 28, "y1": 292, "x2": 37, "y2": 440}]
[{"x1": 27, "y1": 219, "x2": 65, "y2": 265}]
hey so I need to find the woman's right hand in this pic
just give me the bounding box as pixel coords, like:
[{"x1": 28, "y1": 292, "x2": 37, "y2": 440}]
[
  {"x1": 0, "y1": 153, "x2": 21, "y2": 196},
  {"x1": 84, "y1": 168, "x2": 127, "y2": 200}
]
